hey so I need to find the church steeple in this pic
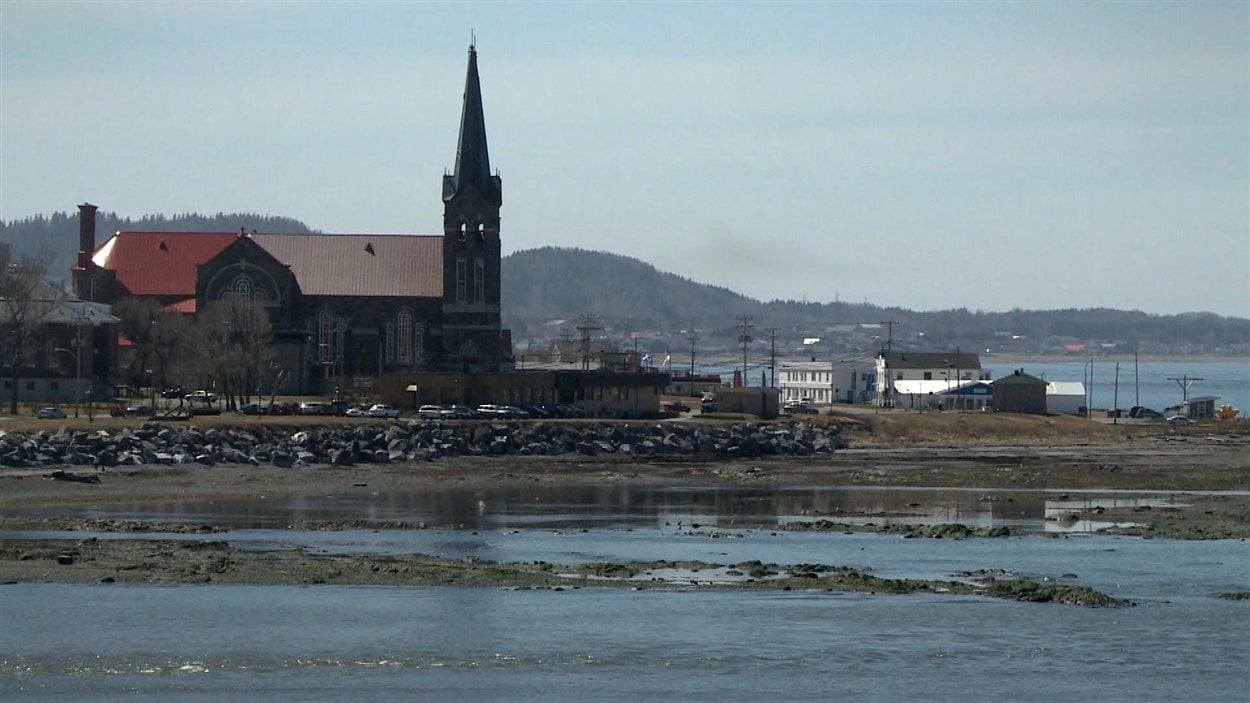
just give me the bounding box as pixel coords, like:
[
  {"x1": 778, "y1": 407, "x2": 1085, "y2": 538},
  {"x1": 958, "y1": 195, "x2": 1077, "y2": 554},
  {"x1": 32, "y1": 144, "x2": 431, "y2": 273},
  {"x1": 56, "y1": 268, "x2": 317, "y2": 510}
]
[
  {"x1": 444, "y1": 43, "x2": 501, "y2": 207},
  {"x1": 440, "y1": 42, "x2": 506, "y2": 374}
]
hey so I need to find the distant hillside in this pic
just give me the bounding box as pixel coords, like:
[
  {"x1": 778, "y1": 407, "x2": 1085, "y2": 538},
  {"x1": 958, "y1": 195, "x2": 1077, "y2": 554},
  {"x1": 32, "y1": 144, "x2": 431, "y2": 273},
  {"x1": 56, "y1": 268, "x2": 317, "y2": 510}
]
[
  {"x1": 501, "y1": 247, "x2": 757, "y2": 337},
  {"x1": 502, "y1": 247, "x2": 1250, "y2": 356},
  {"x1": 0, "y1": 211, "x2": 315, "y2": 280}
]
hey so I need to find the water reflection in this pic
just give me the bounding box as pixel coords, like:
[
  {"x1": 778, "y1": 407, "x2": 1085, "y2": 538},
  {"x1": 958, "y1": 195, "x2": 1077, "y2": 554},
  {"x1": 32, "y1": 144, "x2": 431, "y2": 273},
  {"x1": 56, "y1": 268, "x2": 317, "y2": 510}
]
[{"x1": 0, "y1": 484, "x2": 1200, "y2": 534}]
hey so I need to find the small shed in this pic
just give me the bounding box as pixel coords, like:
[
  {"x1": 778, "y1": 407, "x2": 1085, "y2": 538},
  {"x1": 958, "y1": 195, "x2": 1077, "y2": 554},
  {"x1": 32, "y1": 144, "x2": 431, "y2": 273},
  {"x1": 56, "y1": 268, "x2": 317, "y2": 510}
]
[
  {"x1": 1046, "y1": 381, "x2": 1086, "y2": 415},
  {"x1": 718, "y1": 387, "x2": 781, "y2": 419},
  {"x1": 993, "y1": 370, "x2": 1048, "y2": 414},
  {"x1": 1184, "y1": 396, "x2": 1219, "y2": 420}
]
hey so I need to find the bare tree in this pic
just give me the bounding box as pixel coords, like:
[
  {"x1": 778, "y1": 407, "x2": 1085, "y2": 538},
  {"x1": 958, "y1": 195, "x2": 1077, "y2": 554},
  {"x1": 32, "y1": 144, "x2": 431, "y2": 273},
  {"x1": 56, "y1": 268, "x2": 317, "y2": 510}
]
[
  {"x1": 198, "y1": 297, "x2": 274, "y2": 410},
  {"x1": 0, "y1": 244, "x2": 56, "y2": 414},
  {"x1": 113, "y1": 297, "x2": 162, "y2": 392}
]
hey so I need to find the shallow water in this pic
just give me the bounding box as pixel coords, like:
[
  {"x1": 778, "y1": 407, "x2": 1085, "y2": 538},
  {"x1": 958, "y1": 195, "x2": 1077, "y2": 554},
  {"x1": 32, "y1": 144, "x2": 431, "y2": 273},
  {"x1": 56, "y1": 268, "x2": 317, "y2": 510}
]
[
  {"x1": 4, "y1": 483, "x2": 1233, "y2": 533},
  {"x1": 3, "y1": 575, "x2": 1248, "y2": 702},
  {"x1": 3, "y1": 484, "x2": 1247, "y2": 701}
]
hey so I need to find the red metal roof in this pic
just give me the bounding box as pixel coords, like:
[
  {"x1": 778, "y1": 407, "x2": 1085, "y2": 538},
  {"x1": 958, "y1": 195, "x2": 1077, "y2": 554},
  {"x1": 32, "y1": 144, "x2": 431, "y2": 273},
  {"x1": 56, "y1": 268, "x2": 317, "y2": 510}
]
[
  {"x1": 163, "y1": 298, "x2": 197, "y2": 314},
  {"x1": 91, "y1": 231, "x2": 443, "y2": 300},
  {"x1": 92, "y1": 232, "x2": 241, "y2": 297}
]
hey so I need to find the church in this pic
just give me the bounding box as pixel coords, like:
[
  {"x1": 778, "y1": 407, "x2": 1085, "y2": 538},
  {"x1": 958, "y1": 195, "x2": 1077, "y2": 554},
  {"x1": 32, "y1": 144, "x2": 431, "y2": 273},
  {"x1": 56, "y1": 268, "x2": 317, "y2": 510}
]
[{"x1": 72, "y1": 45, "x2": 512, "y2": 394}]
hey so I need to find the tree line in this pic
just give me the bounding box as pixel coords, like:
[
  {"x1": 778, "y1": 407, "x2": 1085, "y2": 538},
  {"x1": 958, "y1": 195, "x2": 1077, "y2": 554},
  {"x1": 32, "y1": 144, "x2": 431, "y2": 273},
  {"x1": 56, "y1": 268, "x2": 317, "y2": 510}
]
[
  {"x1": 501, "y1": 247, "x2": 1250, "y2": 354},
  {"x1": 0, "y1": 210, "x2": 314, "y2": 282}
]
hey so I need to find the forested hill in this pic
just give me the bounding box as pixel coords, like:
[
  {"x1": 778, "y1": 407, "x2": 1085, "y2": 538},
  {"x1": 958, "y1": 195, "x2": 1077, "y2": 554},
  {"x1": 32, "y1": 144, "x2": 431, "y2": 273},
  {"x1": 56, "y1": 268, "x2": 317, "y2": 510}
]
[
  {"x1": 501, "y1": 247, "x2": 1250, "y2": 355},
  {"x1": 501, "y1": 246, "x2": 757, "y2": 336},
  {"x1": 0, "y1": 211, "x2": 314, "y2": 278}
]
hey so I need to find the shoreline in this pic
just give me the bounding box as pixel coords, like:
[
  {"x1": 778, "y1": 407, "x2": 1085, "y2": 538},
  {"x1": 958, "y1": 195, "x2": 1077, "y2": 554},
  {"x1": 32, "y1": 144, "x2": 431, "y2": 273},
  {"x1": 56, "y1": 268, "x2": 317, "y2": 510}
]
[{"x1": 2, "y1": 416, "x2": 1246, "y2": 594}]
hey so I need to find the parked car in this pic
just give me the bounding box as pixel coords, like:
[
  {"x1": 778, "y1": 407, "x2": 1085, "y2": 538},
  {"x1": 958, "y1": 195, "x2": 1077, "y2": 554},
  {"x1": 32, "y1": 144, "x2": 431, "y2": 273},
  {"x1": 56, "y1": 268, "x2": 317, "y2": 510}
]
[
  {"x1": 271, "y1": 400, "x2": 299, "y2": 415},
  {"x1": 299, "y1": 401, "x2": 336, "y2": 416},
  {"x1": 366, "y1": 404, "x2": 401, "y2": 419},
  {"x1": 239, "y1": 402, "x2": 263, "y2": 415},
  {"x1": 160, "y1": 387, "x2": 184, "y2": 399},
  {"x1": 344, "y1": 404, "x2": 370, "y2": 417},
  {"x1": 663, "y1": 401, "x2": 691, "y2": 414},
  {"x1": 35, "y1": 406, "x2": 66, "y2": 419},
  {"x1": 476, "y1": 404, "x2": 503, "y2": 417},
  {"x1": 1167, "y1": 415, "x2": 1196, "y2": 426},
  {"x1": 125, "y1": 403, "x2": 155, "y2": 417},
  {"x1": 417, "y1": 404, "x2": 444, "y2": 420},
  {"x1": 449, "y1": 404, "x2": 478, "y2": 419},
  {"x1": 184, "y1": 390, "x2": 218, "y2": 403},
  {"x1": 784, "y1": 400, "x2": 820, "y2": 415}
]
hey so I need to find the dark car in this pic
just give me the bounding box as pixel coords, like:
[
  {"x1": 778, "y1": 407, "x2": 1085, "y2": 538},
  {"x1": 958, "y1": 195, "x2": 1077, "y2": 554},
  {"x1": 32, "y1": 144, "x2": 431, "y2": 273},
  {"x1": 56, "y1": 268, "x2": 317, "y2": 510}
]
[
  {"x1": 35, "y1": 406, "x2": 67, "y2": 419},
  {"x1": 663, "y1": 401, "x2": 691, "y2": 414},
  {"x1": 125, "y1": 403, "x2": 155, "y2": 417}
]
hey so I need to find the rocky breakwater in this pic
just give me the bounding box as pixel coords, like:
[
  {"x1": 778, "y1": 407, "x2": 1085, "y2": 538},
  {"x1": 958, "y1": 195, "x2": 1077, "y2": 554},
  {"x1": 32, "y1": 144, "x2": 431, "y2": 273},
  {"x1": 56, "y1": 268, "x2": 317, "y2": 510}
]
[{"x1": 0, "y1": 420, "x2": 848, "y2": 469}]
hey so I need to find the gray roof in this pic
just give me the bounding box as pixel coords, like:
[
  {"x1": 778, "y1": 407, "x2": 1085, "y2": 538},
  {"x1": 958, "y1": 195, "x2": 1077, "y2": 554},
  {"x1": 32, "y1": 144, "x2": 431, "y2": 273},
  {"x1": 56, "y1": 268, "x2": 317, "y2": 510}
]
[
  {"x1": 881, "y1": 351, "x2": 982, "y2": 370},
  {"x1": 252, "y1": 233, "x2": 443, "y2": 298}
]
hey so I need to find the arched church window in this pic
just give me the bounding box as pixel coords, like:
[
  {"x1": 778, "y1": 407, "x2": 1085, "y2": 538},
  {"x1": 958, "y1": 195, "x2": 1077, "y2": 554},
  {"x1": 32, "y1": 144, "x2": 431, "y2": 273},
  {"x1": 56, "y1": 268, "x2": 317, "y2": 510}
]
[
  {"x1": 317, "y1": 307, "x2": 337, "y2": 362},
  {"x1": 233, "y1": 275, "x2": 252, "y2": 300},
  {"x1": 396, "y1": 308, "x2": 413, "y2": 363}
]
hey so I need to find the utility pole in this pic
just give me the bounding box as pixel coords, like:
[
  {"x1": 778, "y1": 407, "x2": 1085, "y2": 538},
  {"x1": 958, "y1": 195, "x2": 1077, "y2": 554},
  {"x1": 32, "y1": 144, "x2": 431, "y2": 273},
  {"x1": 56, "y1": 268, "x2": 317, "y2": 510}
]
[
  {"x1": 879, "y1": 319, "x2": 899, "y2": 354},
  {"x1": 765, "y1": 327, "x2": 779, "y2": 388},
  {"x1": 576, "y1": 314, "x2": 602, "y2": 372},
  {"x1": 1167, "y1": 375, "x2": 1204, "y2": 408},
  {"x1": 736, "y1": 314, "x2": 754, "y2": 387},
  {"x1": 685, "y1": 332, "x2": 699, "y2": 375}
]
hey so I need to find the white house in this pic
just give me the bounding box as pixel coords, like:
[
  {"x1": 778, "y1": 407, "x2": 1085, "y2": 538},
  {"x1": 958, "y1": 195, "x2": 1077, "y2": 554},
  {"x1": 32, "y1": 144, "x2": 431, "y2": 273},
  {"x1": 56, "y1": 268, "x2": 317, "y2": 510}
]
[
  {"x1": 778, "y1": 358, "x2": 876, "y2": 405},
  {"x1": 875, "y1": 351, "x2": 988, "y2": 407}
]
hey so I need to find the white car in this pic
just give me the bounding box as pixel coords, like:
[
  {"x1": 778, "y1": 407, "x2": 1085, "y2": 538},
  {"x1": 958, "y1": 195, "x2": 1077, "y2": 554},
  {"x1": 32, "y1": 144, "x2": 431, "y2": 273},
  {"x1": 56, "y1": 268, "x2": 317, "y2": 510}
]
[
  {"x1": 366, "y1": 404, "x2": 400, "y2": 419},
  {"x1": 417, "y1": 404, "x2": 444, "y2": 420}
]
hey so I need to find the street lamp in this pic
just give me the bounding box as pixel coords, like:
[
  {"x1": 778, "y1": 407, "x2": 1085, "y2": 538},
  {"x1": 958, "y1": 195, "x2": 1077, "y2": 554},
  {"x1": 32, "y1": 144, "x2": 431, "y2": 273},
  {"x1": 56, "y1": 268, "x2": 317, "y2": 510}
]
[{"x1": 52, "y1": 343, "x2": 80, "y2": 419}]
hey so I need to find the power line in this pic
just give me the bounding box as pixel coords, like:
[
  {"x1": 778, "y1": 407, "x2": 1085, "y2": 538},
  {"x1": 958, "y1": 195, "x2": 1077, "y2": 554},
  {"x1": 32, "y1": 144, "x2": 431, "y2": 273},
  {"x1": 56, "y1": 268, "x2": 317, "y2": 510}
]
[
  {"x1": 575, "y1": 314, "x2": 602, "y2": 371},
  {"x1": 765, "y1": 327, "x2": 779, "y2": 388},
  {"x1": 736, "y1": 314, "x2": 754, "y2": 387}
]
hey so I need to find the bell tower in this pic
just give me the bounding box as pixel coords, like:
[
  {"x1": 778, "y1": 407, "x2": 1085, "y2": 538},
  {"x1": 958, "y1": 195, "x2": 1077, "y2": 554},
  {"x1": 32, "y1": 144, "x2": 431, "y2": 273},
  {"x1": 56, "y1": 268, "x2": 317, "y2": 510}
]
[{"x1": 441, "y1": 43, "x2": 506, "y2": 372}]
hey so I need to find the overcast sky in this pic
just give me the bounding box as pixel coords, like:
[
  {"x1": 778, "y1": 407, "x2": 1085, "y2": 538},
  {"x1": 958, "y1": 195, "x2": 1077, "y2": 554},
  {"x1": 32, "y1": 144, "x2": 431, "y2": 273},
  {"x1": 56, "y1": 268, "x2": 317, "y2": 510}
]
[{"x1": 2, "y1": 1, "x2": 1247, "y2": 318}]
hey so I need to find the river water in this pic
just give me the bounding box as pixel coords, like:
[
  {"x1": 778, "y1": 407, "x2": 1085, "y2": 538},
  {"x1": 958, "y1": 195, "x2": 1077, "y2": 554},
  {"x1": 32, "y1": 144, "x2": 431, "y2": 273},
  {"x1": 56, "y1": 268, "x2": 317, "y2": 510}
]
[
  {"x1": 3, "y1": 484, "x2": 1248, "y2": 701},
  {"x1": 984, "y1": 358, "x2": 1249, "y2": 415}
]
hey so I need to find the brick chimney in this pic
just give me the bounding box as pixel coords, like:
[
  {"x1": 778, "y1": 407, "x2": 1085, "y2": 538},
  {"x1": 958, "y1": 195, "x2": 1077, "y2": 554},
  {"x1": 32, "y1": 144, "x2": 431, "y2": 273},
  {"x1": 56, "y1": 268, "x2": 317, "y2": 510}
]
[{"x1": 77, "y1": 203, "x2": 97, "y2": 268}]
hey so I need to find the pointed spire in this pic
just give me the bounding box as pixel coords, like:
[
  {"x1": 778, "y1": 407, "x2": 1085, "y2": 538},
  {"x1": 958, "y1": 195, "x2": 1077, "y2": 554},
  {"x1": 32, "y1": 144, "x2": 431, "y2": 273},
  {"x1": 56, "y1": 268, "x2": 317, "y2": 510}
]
[{"x1": 447, "y1": 43, "x2": 500, "y2": 205}]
